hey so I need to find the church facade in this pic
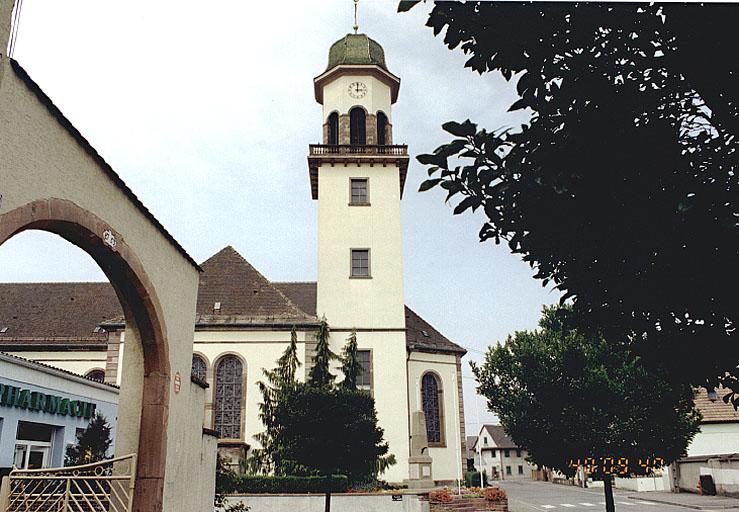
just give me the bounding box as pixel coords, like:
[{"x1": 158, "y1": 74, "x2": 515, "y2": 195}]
[{"x1": 0, "y1": 33, "x2": 467, "y2": 484}]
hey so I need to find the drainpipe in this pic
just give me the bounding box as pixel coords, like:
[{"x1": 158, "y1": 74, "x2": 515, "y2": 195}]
[{"x1": 406, "y1": 348, "x2": 412, "y2": 478}]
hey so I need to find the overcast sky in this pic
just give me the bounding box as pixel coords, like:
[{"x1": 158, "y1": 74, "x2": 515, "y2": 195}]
[{"x1": 0, "y1": 0, "x2": 560, "y2": 434}]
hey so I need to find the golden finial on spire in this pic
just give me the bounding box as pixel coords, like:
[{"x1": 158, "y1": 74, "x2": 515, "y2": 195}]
[{"x1": 353, "y1": 0, "x2": 359, "y2": 34}]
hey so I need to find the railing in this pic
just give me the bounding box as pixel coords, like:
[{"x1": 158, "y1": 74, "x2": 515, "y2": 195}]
[
  {"x1": 309, "y1": 144, "x2": 408, "y2": 156},
  {"x1": 1, "y1": 454, "x2": 136, "y2": 512}
]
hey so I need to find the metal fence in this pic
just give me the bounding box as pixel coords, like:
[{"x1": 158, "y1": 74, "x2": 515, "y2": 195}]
[{"x1": 1, "y1": 454, "x2": 136, "y2": 512}]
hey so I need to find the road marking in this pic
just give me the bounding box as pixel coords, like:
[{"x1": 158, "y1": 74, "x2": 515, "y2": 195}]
[
  {"x1": 578, "y1": 503, "x2": 596, "y2": 507},
  {"x1": 560, "y1": 504, "x2": 576, "y2": 508},
  {"x1": 631, "y1": 501, "x2": 657, "y2": 506},
  {"x1": 541, "y1": 505, "x2": 556, "y2": 509},
  {"x1": 617, "y1": 502, "x2": 636, "y2": 506}
]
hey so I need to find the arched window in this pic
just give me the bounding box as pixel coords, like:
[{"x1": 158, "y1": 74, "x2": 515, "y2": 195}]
[
  {"x1": 191, "y1": 354, "x2": 207, "y2": 382},
  {"x1": 85, "y1": 369, "x2": 105, "y2": 383},
  {"x1": 328, "y1": 112, "x2": 339, "y2": 145},
  {"x1": 214, "y1": 355, "x2": 244, "y2": 439},
  {"x1": 376, "y1": 111, "x2": 388, "y2": 145},
  {"x1": 349, "y1": 107, "x2": 366, "y2": 145},
  {"x1": 421, "y1": 372, "x2": 444, "y2": 445}
]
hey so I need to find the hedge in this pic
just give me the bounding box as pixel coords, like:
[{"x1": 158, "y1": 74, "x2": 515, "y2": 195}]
[{"x1": 231, "y1": 475, "x2": 349, "y2": 494}]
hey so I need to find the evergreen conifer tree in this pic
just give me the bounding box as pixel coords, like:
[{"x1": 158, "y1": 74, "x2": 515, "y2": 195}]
[
  {"x1": 64, "y1": 412, "x2": 112, "y2": 466},
  {"x1": 339, "y1": 330, "x2": 363, "y2": 391},
  {"x1": 308, "y1": 317, "x2": 336, "y2": 388}
]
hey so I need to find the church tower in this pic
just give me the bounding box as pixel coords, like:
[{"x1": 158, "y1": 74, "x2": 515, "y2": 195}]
[
  {"x1": 308, "y1": 33, "x2": 411, "y2": 482},
  {"x1": 309, "y1": 33, "x2": 409, "y2": 329}
]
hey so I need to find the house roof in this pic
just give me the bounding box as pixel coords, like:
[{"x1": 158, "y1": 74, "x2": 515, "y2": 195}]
[
  {"x1": 0, "y1": 283, "x2": 119, "y2": 349},
  {"x1": 480, "y1": 424, "x2": 518, "y2": 449},
  {"x1": 9, "y1": 59, "x2": 200, "y2": 272},
  {"x1": 466, "y1": 436, "x2": 478, "y2": 459},
  {"x1": 695, "y1": 387, "x2": 739, "y2": 424},
  {"x1": 0, "y1": 247, "x2": 464, "y2": 355},
  {"x1": 274, "y1": 281, "x2": 466, "y2": 355}
]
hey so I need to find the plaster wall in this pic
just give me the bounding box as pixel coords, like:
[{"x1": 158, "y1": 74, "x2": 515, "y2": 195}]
[
  {"x1": 408, "y1": 351, "x2": 463, "y2": 483},
  {"x1": 3, "y1": 350, "x2": 106, "y2": 377},
  {"x1": 687, "y1": 423, "x2": 739, "y2": 457},
  {"x1": 316, "y1": 163, "x2": 405, "y2": 329},
  {"x1": 322, "y1": 74, "x2": 392, "y2": 121},
  {"x1": 0, "y1": 57, "x2": 213, "y2": 510},
  {"x1": 228, "y1": 493, "x2": 426, "y2": 512}
]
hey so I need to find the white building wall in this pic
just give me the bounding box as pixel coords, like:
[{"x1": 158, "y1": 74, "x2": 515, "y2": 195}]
[
  {"x1": 407, "y1": 351, "x2": 462, "y2": 482},
  {"x1": 3, "y1": 350, "x2": 106, "y2": 377},
  {"x1": 687, "y1": 423, "x2": 739, "y2": 457}
]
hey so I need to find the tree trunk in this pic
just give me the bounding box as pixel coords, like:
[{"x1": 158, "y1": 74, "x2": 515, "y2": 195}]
[
  {"x1": 324, "y1": 474, "x2": 332, "y2": 512},
  {"x1": 603, "y1": 476, "x2": 615, "y2": 512}
]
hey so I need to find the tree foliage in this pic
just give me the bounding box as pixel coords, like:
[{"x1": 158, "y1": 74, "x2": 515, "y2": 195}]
[
  {"x1": 309, "y1": 318, "x2": 337, "y2": 388},
  {"x1": 471, "y1": 306, "x2": 701, "y2": 510},
  {"x1": 64, "y1": 412, "x2": 112, "y2": 466},
  {"x1": 407, "y1": 2, "x2": 739, "y2": 401},
  {"x1": 339, "y1": 330, "x2": 363, "y2": 391}
]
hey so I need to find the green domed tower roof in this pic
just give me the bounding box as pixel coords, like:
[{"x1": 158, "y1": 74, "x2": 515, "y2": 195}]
[{"x1": 327, "y1": 33, "x2": 388, "y2": 71}]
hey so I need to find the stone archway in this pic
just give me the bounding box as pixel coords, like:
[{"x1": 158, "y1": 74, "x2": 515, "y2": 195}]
[{"x1": 0, "y1": 35, "x2": 216, "y2": 512}]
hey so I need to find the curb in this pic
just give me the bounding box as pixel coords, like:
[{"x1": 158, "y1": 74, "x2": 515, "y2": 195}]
[{"x1": 627, "y1": 495, "x2": 739, "y2": 510}]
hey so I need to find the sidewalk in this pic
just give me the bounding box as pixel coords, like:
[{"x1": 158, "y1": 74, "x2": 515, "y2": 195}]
[{"x1": 629, "y1": 491, "x2": 739, "y2": 510}]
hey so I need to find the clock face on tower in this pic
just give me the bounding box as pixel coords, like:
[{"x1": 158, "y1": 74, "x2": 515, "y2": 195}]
[{"x1": 348, "y1": 81, "x2": 368, "y2": 99}]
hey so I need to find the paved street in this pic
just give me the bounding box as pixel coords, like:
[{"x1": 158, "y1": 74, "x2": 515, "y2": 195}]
[{"x1": 494, "y1": 480, "x2": 739, "y2": 512}]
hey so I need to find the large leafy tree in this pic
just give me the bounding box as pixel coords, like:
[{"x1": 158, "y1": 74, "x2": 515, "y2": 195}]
[
  {"x1": 472, "y1": 306, "x2": 701, "y2": 512},
  {"x1": 404, "y1": 2, "x2": 739, "y2": 401}
]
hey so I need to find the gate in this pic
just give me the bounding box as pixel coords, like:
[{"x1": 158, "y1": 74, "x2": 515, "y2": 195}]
[{"x1": 1, "y1": 454, "x2": 136, "y2": 512}]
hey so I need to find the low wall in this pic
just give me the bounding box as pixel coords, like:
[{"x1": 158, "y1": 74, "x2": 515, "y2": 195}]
[
  {"x1": 226, "y1": 493, "x2": 428, "y2": 512},
  {"x1": 430, "y1": 496, "x2": 508, "y2": 511},
  {"x1": 615, "y1": 474, "x2": 669, "y2": 492},
  {"x1": 676, "y1": 454, "x2": 739, "y2": 496}
]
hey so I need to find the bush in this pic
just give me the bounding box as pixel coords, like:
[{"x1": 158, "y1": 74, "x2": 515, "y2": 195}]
[
  {"x1": 464, "y1": 470, "x2": 488, "y2": 488},
  {"x1": 429, "y1": 489, "x2": 453, "y2": 503},
  {"x1": 483, "y1": 487, "x2": 507, "y2": 502},
  {"x1": 231, "y1": 475, "x2": 349, "y2": 494}
]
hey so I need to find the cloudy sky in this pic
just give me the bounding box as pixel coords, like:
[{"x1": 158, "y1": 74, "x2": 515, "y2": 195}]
[{"x1": 1, "y1": 0, "x2": 559, "y2": 433}]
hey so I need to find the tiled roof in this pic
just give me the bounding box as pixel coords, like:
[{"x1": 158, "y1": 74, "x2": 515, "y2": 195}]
[
  {"x1": 195, "y1": 247, "x2": 315, "y2": 325},
  {"x1": 0, "y1": 283, "x2": 120, "y2": 348},
  {"x1": 275, "y1": 281, "x2": 466, "y2": 355},
  {"x1": 0, "y1": 247, "x2": 464, "y2": 355},
  {"x1": 481, "y1": 424, "x2": 518, "y2": 449},
  {"x1": 695, "y1": 387, "x2": 739, "y2": 424}
]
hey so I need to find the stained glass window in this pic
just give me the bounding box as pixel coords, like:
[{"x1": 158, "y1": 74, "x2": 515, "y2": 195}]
[
  {"x1": 191, "y1": 354, "x2": 207, "y2": 382},
  {"x1": 356, "y1": 350, "x2": 372, "y2": 391},
  {"x1": 421, "y1": 372, "x2": 443, "y2": 444},
  {"x1": 85, "y1": 369, "x2": 105, "y2": 383},
  {"x1": 214, "y1": 356, "x2": 243, "y2": 439}
]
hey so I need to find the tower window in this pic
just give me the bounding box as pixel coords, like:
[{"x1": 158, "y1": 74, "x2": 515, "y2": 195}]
[
  {"x1": 350, "y1": 249, "x2": 370, "y2": 277},
  {"x1": 327, "y1": 112, "x2": 339, "y2": 145},
  {"x1": 350, "y1": 178, "x2": 369, "y2": 204},
  {"x1": 192, "y1": 353, "x2": 207, "y2": 382},
  {"x1": 377, "y1": 111, "x2": 388, "y2": 145},
  {"x1": 85, "y1": 369, "x2": 105, "y2": 383},
  {"x1": 349, "y1": 107, "x2": 366, "y2": 145}
]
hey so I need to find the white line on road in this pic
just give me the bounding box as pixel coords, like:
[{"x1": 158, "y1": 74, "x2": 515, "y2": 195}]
[
  {"x1": 617, "y1": 501, "x2": 636, "y2": 506},
  {"x1": 578, "y1": 503, "x2": 596, "y2": 507},
  {"x1": 560, "y1": 504, "x2": 576, "y2": 508},
  {"x1": 630, "y1": 501, "x2": 657, "y2": 506},
  {"x1": 541, "y1": 505, "x2": 556, "y2": 509}
]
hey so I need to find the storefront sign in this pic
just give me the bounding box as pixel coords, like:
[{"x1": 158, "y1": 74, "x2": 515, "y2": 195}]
[{"x1": 0, "y1": 382, "x2": 97, "y2": 420}]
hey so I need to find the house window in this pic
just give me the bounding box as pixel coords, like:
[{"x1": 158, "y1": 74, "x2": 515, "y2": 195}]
[
  {"x1": 328, "y1": 112, "x2": 339, "y2": 145},
  {"x1": 518, "y1": 465, "x2": 524, "y2": 475},
  {"x1": 516, "y1": 449, "x2": 522, "y2": 458},
  {"x1": 491, "y1": 449, "x2": 496, "y2": 457},
  {"x1": 356, "y1": 350, "x2": 372, "y2": 391},
  {"x1": 504, "y1": 449, "x2": 510, "y2": 458},
  {"x1": 421, "y1": 372, "x2": 444, "y2": 445},
  {"x1": 192, "y1": 354, "x2": 207, "y2": 382},
  {"x1": 483, "y1": 437, "x2": 488, "y2": 446},
  {"x1": 506, "y1": 466, "x2": 512, "y2": 475},
  {"x1": 214, "y1": 355, "x2": 243, "y2": 439},
  {"x1": 349, "y1": 107, "x2": 366, "y2": 145},
  {"x1": 377, "y1": 111, "x2": 388, "y2": 145},
  {"x1": 350, "y1": 178, "x2": 369, "y2": 204},
  {"x1": 85, "y1": 369, "x2": 105, "y2": 383},
  {"x1": 351, "y1": 249, "x2": 370, "y2": 277}
]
